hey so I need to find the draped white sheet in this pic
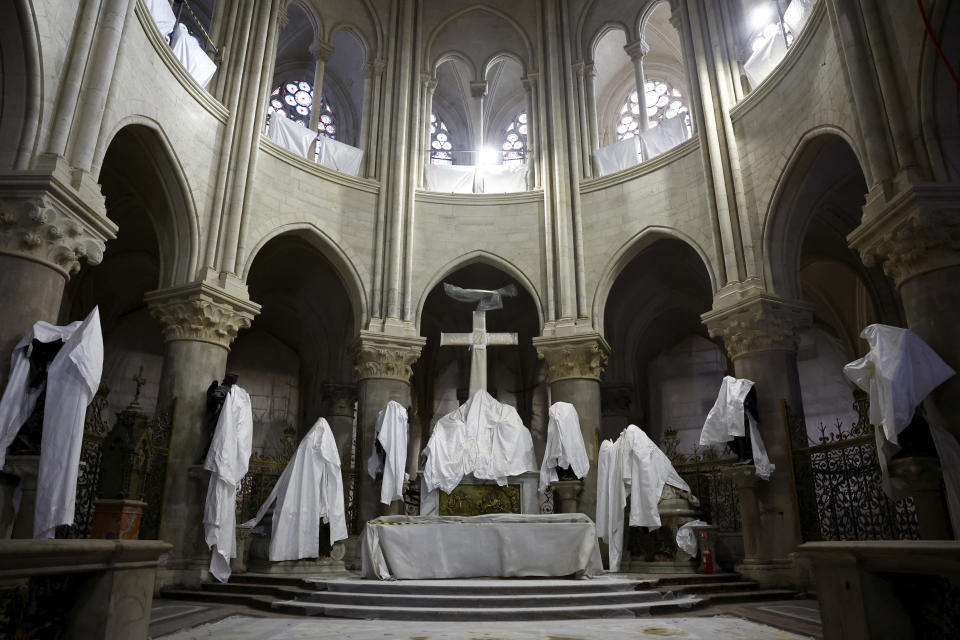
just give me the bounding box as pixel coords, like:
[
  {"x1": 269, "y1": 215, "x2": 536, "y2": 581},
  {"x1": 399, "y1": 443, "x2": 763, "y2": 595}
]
[
  {"x1": 700, "y1": 376, "x2": 775, "y2": 480},
  {"x1": 595, "y1": 439, "x2": 627, "y2": 571},
  {"x1": 424, "y1": 164, "x2": 476, "y2": 193},
  {"x1": 267, "y1": 115, "x2": 316, "y2": 158},
  {"x1": 170, "y1": 23, "x2": 217, "y2": 88},
  {"x1": 145, "y1": 0, "x2": 177, "y2": 38},
  {"x1": 477, "y1": 164, "x2": 528, "y2": 193},
  {"x1": 843, "y1": 324, "x2": 959, "y2": 533},
  {"x1": 594, "y1": 137, "x2": 639, "y2": 177},
  {"x1": 318, "y1": 137, "x2": 364, "y2": 176},
  {"x1": 743, "y1": 27, "x2": 789, "y2": 89},
  {"x1": 203, "y1": 385, "x2": 253, "y2": 582},
  {"x1": 0, "y1": 321, "x2": 82, "y2": 471},
  {"x1": 367, "y1": 401, "x2": 409, "y2": 505},
  {"x1": 640, "y1": 116, "x2": 688, "y2": 160},
  {"x1": 675, "y1": 519, "x2": 709, "y2": 557},
  {"x1": 539, "y1": 402, "x2": 589, "y2": 492},
  {"x1": 242, "y1": 417, "x2": 346, "y2": 560},
  {"x1": 422, "y1": 390, "x2": 536, "y2": 494},
  {"x1": 784, "y1": 0, "x2": 817, "y2": 34},
  {"x1": 34, "y1": 307, "x2": 103, "y2": 539}
]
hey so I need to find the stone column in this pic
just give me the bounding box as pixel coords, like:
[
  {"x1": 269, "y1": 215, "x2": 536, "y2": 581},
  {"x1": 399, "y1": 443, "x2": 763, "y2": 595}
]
[
  {"x1": 702, "y1": 290, "x2": 812, "y2": 586},
  {"x1": 600, "y1": 382, "x2": 634, "y2": 442},
  {"x1": 533, "y1": 333, "x2": 610, "y2": 520},
  {"x1": 321, "y1": 382, "x2": 358, "y2": 471},
  {"x1": 145, "y1": 280, "x2": 259, "y2": 586},
  {"x1": 522, "y1": 75, "x2": 540, "y2": 189},
  {"x1": 624, "y1": 39, "x2": 651, "y2": 134},
  {"x1": 308, "y1": 40, "x2": 334, "y2": 160},
  {"x1": 351, "y1": 331, "x2": 425, "y2": 526},
  {"x1": 0, "y1": 173, "x2": 114, "y2": 389},
  {"x1": 418, "y1": 74, "x2": 437, "y2": 188},
  {"x1": 583, "y1": 64, "x2": 600, "y2": 165},
  {"x1": 574, "y1": 63, "x2": 592, "y2": 179}
]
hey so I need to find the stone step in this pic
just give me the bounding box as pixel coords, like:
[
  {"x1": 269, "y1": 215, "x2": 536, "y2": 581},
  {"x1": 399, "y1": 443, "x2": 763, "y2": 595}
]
[
  {"x1": 658, "y1": 580, "x2": 760, "y2": 594},
  {"x1": 299, "y1": 588, "x2": 668, "y2": 609},
  {"x1": 306, "y1": 577, "x2": 653, "y2": 596},
  {"x1": 650, "y1": 572, "x2": 742, "y2": 586},
  {"x1": 272, "y1": 595, "x2": 704, "y2": 621},
  {"x1": 699, "y1": 589, "x2": 798, "y2": 603},
  {"x1": 161, "y1": 589, "x2": 277, "y2": 612},
  {"x1": 200, "y1": 582, "x2": 315, "y2": 599}
]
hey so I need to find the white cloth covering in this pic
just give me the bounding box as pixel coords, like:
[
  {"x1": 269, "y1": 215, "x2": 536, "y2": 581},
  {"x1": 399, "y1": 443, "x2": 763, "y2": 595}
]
[
  {"x1": 422, "y1": 390, "x2": 536, "y2": 494},
  {"x1": 0, "y1": 321, "x2": 82, "y2": 471},
  {"x1": 843, "y1": 324, "x2": 959, "y2": 533},
  {"x1": 539, "y1": 402, "x2": 590, "y2": 492},
  {"x1": 477, "y1": 164, "x2": 528, "y2": 193},
  {"x1": 318, "y1": 137, "x2": 364, "y2": 176},
  {"x1": 743, "y1": 26, "x2": 789, "y2": 89},
  {"x1": 675, "y1": 519, "x2": 710, "y2": 557},
  {"x1": 34, "y1": 307, "x2": 103, "y2": 539},
  {"x1": 594, "y1": 137, "x2": 639, "y2": 177},
  {"x1": 596, "y1": 425, "x2": 690, "y2": 571},
  {"x1": 700, "y1": 376, "x2": 775, "y2": 480},
  {"x1": 267, "y1": 115, "x2": 316, "y2": 158},
  {"x1": 784, "y1": 0, "x2": 817, "y2": 34},
  {"x1": 361, "y1": 514, "x2": 603, "y2": 580},
  {"x1": 145, "y1": 0, "x2": 177, "y2": 38},
  {"x1": 203, "y1": 385, "x2": 253, "y2": 582},
  {"x1": 367, "y1": 401, "x2": 409, "y2": 505},
  {"x1": 241, "y1": 417, "x2": 346, "y2": 561},
  {"x1": 170, "y1": 23, "x2": 217, "y2": 88},
  {"x1": 424, "y1": 164, "x2": 476, "y2": 193},
  {"x1": 640, "y1": 116, "x2": 688, "y2": 160}
]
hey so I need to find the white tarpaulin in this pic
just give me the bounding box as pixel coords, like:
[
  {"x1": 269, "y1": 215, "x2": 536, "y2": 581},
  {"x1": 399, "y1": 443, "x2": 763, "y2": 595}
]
[
  {"x1": 784, "y1": 0, "x2": 817, "y2": 34},
  {"x1": 170, "y1": 23, "x2": 217, "y2": 88},
  {"x1": 145, "y1": 0, "x2": 177, "y2": 38},
  {"x1": 422, "y1": 390, "x2": 536, "y2": 494},
  {"x1": 318, "y1": 137, "x2": 364, "y2": 176},
  {"x1": 203, "y1": 385, "x2": 253, "y2": 582},
  {"x1": 367, "y1": 401, "x2": 409, "y2": 505},
  {"x1": 443, "y1": 283, "x2": 517, "y2": 312},
  {"x1": 700, "y1": 376, "x2": 775, "y2": 480},
  {"x1": 594, "y1": 137, "x2": 639, "y2": 177},
  {"x1": 477, "y1": 164, "x2": 528, "y2": 193},
  {"x1": 640, "y1": 116, "x2": 688, "y2": 160},
  {"x1": 242, "y1": 417, "x2": 346, "y2": 560},
  {"x1": 539, "y1": 402, "x2": 589, "y2": 492},
  {"x1": 0, "y1": 320, "x2": 82, "y2": 471},
  {"x1": 675, "y1": 519, "x2": 709, "y2": 557},
  {"x1": 843, "y1": 324, "x2": 960, "y2": 533},
  {"x1": 424, "y1": 164, "x2": 476, "y2": 193},
  {"x1": 34, "y1": 307, "x2": 103, "y2": 539},
  {"x1": 267, "y1": 115, "x2": 316, "y2": 159},
  {"x1": 743, "y1": 27, "x2": 789, "y2": 89},
  {"x1": 361, "y1": 513, "x2": 603, "y2": 579}
]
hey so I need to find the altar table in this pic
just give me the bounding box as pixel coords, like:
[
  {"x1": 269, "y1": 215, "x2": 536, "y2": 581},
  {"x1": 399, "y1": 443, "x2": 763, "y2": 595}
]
[{"x1": 361, "y1": 513, "x2": 603, "y2": 580}]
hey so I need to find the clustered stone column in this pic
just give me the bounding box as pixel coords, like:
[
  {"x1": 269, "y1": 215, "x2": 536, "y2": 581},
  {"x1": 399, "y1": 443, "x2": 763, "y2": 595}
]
[
  {"x1": 351, "y1": 331, "x2": 425, "y2": 524},
  {"x1": 624, "y1": 38, "x2": 651, "y2": 134},
  {"x1": 533, "y1": 332, "x2": 609, "y2": 520},
  {"x1": 320, "y1": 382, "x2": 358, "y2": 472},
  {"x1": 702, "y1": 291, "x2": 811, "y2": 586},
  {"x1": 145, "y1": 280, "x2": 259, "y2": 586}
]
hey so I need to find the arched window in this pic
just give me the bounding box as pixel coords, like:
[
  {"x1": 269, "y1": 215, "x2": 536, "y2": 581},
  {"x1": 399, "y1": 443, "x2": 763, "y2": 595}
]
[
  {"x1": 501, "y1": 112, "x2": 528, "y2": 165},
  {"x1": 616, "y1": 80, "x2": 690, "y2": 141},
  {"x1": 430, "y1": 113, "x2": 454, "y2": 164},
  {"x1": 267, "y1": 81, "x2": 337, "y2": 139}
]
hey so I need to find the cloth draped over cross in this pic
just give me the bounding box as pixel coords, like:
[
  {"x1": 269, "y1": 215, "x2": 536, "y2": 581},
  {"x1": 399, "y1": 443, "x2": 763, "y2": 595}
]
[{"x1": 596, "y1": 424, "x2": 690, "y2": 572}]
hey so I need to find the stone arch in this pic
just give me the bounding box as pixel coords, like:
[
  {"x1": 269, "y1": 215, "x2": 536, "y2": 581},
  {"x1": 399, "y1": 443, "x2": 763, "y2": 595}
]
[
  {"x1": 426, "y1": 5, "x2": 533, "y2": 74},
  {"x1": 241, "y1": 223, "x2": 368, "y2": 333},
  {"x1": 416, "y1": 250, "x2": 544, "y2": 334},
  {"x1": 634, "y1": 0, "x2": 668, "y2": 39},
  {"x1": 0, "y1": 0, "x2": 41, "y2": 170},
  {"x1": 587, "y1": 22, "x2": 631, "y2": 65},
  {"x1": 592, "y1": 226, "x2": 718, "y2": 333}
]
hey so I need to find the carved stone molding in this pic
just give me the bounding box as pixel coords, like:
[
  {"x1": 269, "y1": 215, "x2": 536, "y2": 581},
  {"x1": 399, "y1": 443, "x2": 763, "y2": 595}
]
[
  {"x1": 532, "y1": 333, "x2": 610, "y2": 383},
  {"x1": 624, "y1": 38, "x2": 650, "y2": 61},
  {"x1": 145, "y1": 281, "x2": 260, "y2": 349},
  {"x1": 849, "y1": 185, "x2": 960, "y2": 288},
  {"x1": 701, "y1": 294, "x2": 812, "y2": 360},
  {"x1": 351, "y1": 331, "x2": 426, "y2": 382},
  {"x1": 321, "y1": 382, "x2": 358, "y2": 417}
]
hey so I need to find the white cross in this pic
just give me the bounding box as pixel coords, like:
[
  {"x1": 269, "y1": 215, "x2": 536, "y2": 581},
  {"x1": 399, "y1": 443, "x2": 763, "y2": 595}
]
[{"x1": 440, "y1": 310, "x2": 518, "y2": 397}]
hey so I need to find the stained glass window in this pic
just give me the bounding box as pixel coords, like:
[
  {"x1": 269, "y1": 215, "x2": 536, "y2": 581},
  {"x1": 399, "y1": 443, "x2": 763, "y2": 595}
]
[
  {"x1": 501, "y1": 112, "x2": 528, "y2": 165},
  {"x1": 616, "y1": 80, "x2": 690, "y2": 141},
  {"x1": 430, "y1": 113, "x2": 454, "y2": 165},
  {"x1": 266, "y1": 81, "x2": 336, "y2": 140}
]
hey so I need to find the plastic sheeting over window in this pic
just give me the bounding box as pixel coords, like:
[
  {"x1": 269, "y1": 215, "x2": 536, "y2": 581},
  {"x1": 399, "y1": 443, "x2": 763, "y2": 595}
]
[
  {"x1": 594, "y1": 137, "x2": 640, "y2": 177},
  {"x1": 423, "y1": 163, "x2": 529, "y2": 193},
  {"x1": 266, "y1": 115, "x2": 316, "y2": 159},
  {"x1": 170, "y1": 23, "x2": 217, "y2": 88},
  {"x1": 318, "y1": 137, "x2": 364, "y2": 177},
  {"x1": 742, "y1": 0, "x2": 817, "y2": 90}
]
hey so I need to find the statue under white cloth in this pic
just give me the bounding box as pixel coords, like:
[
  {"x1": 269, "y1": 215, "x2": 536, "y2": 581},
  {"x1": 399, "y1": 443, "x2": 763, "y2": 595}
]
[
  {"x1": 539, "y1": 402, "x2": 589, "y2": 492},
  {"x1": 367, "y1": 401, "x2": 409, "y2": 505},
  {"x1": 700, "y1": 376, "x2": 775, "y2": 480}
]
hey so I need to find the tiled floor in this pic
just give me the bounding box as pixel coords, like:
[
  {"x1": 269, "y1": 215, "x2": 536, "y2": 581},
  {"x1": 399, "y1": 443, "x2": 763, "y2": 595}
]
[{"x1": 151, "y1": 598, "x2": 823, "y2": 640}]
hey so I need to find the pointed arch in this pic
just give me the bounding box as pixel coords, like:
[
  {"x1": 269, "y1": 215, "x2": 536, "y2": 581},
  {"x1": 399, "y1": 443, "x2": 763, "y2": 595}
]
[{"x1": 426, "y1": 5, "x2": 533, "y2": 74}]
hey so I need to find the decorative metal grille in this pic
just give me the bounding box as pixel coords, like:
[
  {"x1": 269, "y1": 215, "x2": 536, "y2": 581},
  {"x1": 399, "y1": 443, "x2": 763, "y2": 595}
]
[
  {"x1": 56, "y1": 386, "x2": 111, "y2": 539},
  {"x1": 785, "y1": 399, "x2": 920, "y2": 542},
  {"x1": 662, "y1": 431, "x2": 741, "y2": 532},
  {"x1": 139, "y1": 401, "x2": 175, "y2": 540},
  {"x1": 235, "y1": 430, "x2": 296, "y2": 524},
  {"x1": 344, "y1": 420, "x2": 362, "y2": 531}
]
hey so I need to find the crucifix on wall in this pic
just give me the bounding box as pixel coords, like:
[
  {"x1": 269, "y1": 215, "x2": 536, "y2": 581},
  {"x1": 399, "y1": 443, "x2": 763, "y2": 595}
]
[{"x1": 439, "y1": 283, "x2": 519, "y2": 397}]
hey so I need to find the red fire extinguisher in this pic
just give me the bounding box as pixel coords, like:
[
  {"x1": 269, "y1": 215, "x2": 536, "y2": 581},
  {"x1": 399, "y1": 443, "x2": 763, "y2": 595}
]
[{"x1": 702, "y1": 549, "x2": 714, "y2": 574}]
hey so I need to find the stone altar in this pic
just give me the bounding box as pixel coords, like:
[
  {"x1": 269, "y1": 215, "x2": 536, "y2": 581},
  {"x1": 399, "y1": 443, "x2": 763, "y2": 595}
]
[{"x1": 420, "y1": 471, "x2": 539, "y2": 516}]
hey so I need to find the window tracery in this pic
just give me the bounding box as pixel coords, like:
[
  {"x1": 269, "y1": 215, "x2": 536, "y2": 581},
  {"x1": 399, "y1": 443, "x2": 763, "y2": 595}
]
[
  {"x1": 501, "y1": 112, "x2": 528, "y2": 165},
  {"x1": 266, "y1": 81, "x2": 336, "y2": 139},
  {"x1": 430, "y1": 113, "x2": 454, "y2": 164},
  {"x1": 616, "y1": 80, "x2": 690, "y2": 141}
]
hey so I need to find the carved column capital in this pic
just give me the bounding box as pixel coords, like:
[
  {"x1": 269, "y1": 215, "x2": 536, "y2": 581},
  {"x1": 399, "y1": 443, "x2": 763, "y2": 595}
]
[
  {"x1": 532, "y1": 333, "x2": 610, "y2": 383},
  {"x1": 351, "y1": 331, "x2": 426, "y2": 382},
  {"x1": 469, "y1": 80, "x2": 488, "y2": 98},
  {"x1": 321, "y1": 382, "x2": 358, "y2": 417},
  {"x1": 624, "y1": 38, "x2": 650, "y2": 61},
  {"x1": 145, "y1": 281, "x2": 260, "y2": 349},
  {"x1": 849, "y1": 185, "x2": 960, "y2": 288},
  {"x1": 309, "y1": 39, "x2": 334, "y2": 62},
  {"x1": 701, "y1": 293, "x2": 812, "y2": 360},
  {"x1": 0, "y1": 168, "x2": 115, "y2": 278}
]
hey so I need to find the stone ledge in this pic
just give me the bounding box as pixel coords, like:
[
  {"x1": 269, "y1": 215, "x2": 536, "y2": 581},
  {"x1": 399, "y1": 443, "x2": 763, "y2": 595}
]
[{"x1": 0, "y1": 539, "x2": 172, "y2": 578}]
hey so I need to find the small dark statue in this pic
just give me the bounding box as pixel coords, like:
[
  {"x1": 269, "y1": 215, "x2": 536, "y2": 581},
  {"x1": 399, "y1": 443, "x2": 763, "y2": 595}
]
[
  {"x1": 200, "y1": 372, "x2": 239, "y2": 463},
  {"x1": 9, "y1": 339, "x2": 65, "y2": 456},
  {"x1": 731, "y1": 386, "x2": 758, "y2": 465}
]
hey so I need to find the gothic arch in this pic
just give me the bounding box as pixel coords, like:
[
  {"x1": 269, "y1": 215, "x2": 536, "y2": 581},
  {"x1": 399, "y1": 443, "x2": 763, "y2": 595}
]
[
  {"x1": 918, "y1": 0, "x2": 960, "y2": 182},
  {"x1": 586, "y1": 22, "x2": 631, "y2": 65},
  {"x1": 426, "y1": 5, "x2": 533, "y2": 74},
  {"x1": 415, "y1": 250, "x2": 544, "y2": 333}
]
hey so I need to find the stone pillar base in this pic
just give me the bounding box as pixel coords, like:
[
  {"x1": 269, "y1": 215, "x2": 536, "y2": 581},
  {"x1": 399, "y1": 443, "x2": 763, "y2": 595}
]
[
  {"x1": 91, "y1": 499, "x2": 146, "y2": 540},
  {"x1": 735, "y1": 557, "x2": 800, "y2": 589},
  {"x1": 3, "y1": 455, "x2": 40, "y2": 539},
  {"x1": 551, "y1": 480, "x2": 583, "y2": 514},
  {"x1": 245, "y1": 539, "x2": 349, "y2": 575}
]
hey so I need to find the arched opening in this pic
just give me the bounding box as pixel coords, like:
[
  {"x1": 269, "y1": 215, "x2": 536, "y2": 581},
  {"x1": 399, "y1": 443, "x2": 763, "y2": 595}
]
[
  {"x1": 324, "y1": 29, "x2": 367, "y2": 148},
  {"x1": 432, "y1": 57, "x2": 474, "y2": 165},
  {"x1": 0, "y1": 0, "x2": 37, "y2": 170},
  {"x1": 592, "y1": 27, "x2": 633, "y2": 148},
  {"x1": 413, "y1": 263, "x2": 545, "y2": 470}
]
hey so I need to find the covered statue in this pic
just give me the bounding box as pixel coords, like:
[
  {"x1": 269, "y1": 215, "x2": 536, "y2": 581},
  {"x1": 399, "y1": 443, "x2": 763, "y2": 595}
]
[
  {"x1": 700, "y1": 376, "x2": 774, "y2": 480},
  {"x1": 367, "y1": 401, "x2": 409, "y2": 505},
  {"x1": 538, "y1": 402, "x2": 589, "y2": 492}
]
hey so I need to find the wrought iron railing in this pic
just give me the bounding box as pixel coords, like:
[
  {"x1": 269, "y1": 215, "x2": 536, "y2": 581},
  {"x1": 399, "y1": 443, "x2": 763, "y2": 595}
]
[
  {"x1": 662, "y1": 432, "x2": 742, "y2": 533},
  {"x1": 139, "y1": 402, "x2": 174, "y2": 540}
]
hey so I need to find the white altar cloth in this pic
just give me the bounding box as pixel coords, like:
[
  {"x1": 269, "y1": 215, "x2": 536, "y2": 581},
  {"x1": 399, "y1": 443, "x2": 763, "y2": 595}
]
[{"x1": 361, "y1": 513, "x2": 603, "y2": 580}]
